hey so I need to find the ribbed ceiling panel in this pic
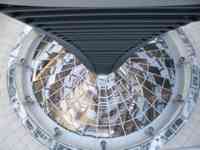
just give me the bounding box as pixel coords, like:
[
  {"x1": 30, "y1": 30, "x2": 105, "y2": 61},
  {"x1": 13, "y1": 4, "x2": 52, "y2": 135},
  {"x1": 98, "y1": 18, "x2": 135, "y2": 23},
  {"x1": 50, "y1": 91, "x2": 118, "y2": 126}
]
[{"x1": 1, "y1": 4, "x2": 200, "y2": 73}]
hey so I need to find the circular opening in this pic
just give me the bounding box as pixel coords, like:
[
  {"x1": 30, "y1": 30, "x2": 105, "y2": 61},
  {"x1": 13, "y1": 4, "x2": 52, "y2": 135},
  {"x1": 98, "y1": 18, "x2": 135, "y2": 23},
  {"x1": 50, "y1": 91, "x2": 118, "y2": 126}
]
[{"x1": 31, "y1": 38, "x2": 176, "y2": 138}]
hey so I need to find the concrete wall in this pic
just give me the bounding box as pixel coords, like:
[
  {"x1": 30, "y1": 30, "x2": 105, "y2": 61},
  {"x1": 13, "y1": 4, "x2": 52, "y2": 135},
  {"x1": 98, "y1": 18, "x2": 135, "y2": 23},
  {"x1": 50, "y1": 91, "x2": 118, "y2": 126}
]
[
  {"x1": 162, "y1": 22, "x2": 200, "y2": 150},
  {"x1": 0, "y1": 13, "x2": 47, "y2": 150}
]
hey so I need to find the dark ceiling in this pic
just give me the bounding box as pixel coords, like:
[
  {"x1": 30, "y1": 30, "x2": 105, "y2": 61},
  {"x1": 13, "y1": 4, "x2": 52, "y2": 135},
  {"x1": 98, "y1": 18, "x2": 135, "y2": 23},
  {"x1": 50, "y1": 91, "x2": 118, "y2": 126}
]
[{"x1": 0, "y1": 4, "x2": 200, "y2": 74}]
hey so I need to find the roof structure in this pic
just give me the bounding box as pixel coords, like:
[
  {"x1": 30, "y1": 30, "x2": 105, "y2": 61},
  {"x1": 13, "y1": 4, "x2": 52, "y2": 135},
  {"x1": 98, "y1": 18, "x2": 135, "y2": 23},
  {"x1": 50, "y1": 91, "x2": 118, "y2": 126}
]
[{"x1": 1, "y1": 2, "x2": 200, "y2": 73}]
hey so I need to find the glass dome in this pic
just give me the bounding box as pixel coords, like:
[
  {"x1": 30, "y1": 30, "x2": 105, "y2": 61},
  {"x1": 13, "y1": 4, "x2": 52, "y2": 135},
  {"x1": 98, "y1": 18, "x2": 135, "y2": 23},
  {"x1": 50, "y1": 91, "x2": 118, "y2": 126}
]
[{"x1": 31, "y1": 38, "x2": 175, "y2": 138}]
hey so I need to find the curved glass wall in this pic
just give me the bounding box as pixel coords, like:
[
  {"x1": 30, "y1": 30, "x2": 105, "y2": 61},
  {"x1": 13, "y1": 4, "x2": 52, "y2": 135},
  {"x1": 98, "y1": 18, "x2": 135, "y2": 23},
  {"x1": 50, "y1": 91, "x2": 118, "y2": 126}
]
[{"x1": 31, "y1": 37, "x2": 175, "y2": 138}]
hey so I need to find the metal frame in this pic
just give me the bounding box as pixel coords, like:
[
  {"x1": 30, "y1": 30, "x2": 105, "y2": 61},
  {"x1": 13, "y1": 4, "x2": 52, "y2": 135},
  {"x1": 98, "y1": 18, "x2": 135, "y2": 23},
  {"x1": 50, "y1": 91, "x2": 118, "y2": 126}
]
[{"x1": 7, "y1": 27, "x2": 200, "y2": 150}]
